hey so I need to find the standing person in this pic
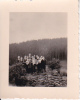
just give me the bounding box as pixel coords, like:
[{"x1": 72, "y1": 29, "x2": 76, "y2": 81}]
[
  {"x1": 37, "y1": 57, "x2": 41, "y2": 73},
  {"x1": 35, "y1": 57, "x2": 38, "y2": 72},
  {"x1": 28, "y1": 56, "x2": 32, "y2": 73},
  {"x1": 36, "y1": 55, "x2": 39, "y2": 60},
  {"x1": 24, "y1": 55, "x2": 27, "y2": 62},
  {"x1": 26, "y1": 58, "x2": 29, "y2": 73},
  {"x1": 26, "y1": 56, "x2": 28, "y2": 60},
  {"x1": 32, "y1": 56, "x2": 36, "y2": 72},
  {"x1": 41, "y1": 56, "x2": 46, "y2": 72},
  {"x1": 34, "y1": 55, "x2": 36, "y2": 59},
  {"x1": 20, "y1": 57, "x2": 23, "y2": 62},
  {"x1": 17, "y1": 56, "x2": 20, "y2": 62},
  {"x1": 29, "y1": 53, "x2": 31, "y2": 59}
]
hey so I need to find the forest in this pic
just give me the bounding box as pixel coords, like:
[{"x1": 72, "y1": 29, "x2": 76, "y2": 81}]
[{"x1": 9, "y1": 38, "x2": 67, "y2": 65}]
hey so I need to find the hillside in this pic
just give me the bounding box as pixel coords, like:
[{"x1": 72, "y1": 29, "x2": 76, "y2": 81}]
[{"x1": 9, "y1": 38, "x2": 67, "y2": 65}]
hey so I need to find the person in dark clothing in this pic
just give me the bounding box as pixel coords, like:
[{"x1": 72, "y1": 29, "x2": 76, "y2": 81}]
[{"x1": 41, "y1": 59, "x2": 46, "y2": 72}]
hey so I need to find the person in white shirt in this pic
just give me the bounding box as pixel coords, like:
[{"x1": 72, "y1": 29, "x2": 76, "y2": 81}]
[
  {"x1": 29, "y1": 53, "x2": 31, "y2": 59},
  {"x1": 34, "y1": 55, "x2": 36, "y2": 59},
  {"x1": 26, "y1": 59, "x2": 29, "y2": 65},
  {"x1": 38, "y1": 58, "x2": 41, "y2": 64},
  {"x1": 17, "y1": 56, "x2": 20, "y2": 62},
  {"x1": 20, "y1": 57, "x2": 23, "y2": 62},
  {"x1": 32, "y1": 57, "x2": 36, "y2": 72},
  {"x1": 32, "y1": 57, "x2": 36, "y2": 65}
]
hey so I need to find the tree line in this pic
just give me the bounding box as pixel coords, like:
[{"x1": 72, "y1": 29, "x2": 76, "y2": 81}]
[{"x1": 9, "y1": 38, "x2": 67, "y2": 65}]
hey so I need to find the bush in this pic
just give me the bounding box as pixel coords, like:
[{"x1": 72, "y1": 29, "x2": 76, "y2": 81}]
[
  {"x1": 9, "y1": 64, "x2": 27, "y2": 85},
  {"x1": 58, "y1": 68, "x2": 67, "y2": 76}
]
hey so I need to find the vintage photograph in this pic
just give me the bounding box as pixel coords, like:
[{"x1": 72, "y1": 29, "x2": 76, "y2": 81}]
[{"x1": 9, "y1": 12, "x2": 67, "y2": 87}]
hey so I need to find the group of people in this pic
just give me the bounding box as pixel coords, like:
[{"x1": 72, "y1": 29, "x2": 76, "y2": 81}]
[{"x1": 17, "y1": 53, "x2": 46, "y2": 73}]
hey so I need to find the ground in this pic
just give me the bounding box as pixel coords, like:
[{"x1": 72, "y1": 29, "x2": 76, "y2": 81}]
[{"x1": 9, "y1": 60, "x2": 67, "y2": 87}]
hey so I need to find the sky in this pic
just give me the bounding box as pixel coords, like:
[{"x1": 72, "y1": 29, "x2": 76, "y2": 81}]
[{"x1": 9, "y1": 12, "x2": 67, "y2": 44}]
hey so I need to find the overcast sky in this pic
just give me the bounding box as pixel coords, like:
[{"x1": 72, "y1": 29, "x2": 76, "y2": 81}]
[{"x1": 9, "y1": 12, "x2": 67, "y2": 44}]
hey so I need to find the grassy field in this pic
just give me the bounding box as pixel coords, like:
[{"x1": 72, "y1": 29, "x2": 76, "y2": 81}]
[{"x1": 9, "y1": 60, "x2": 67, "y2": 87}]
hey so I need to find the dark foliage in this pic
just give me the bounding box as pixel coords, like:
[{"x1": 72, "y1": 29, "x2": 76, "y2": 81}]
[
  {"x1": 9, "y1": 61, "x2": 67, "y2": 87},
  {"x1": 9, "y1": 64, "x2": 27, "y2": 86}
]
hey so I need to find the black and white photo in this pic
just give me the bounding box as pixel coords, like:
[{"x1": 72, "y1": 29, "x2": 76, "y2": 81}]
[{"x1": 9, "y1": 12, "x2": 67, "y2": 87}]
